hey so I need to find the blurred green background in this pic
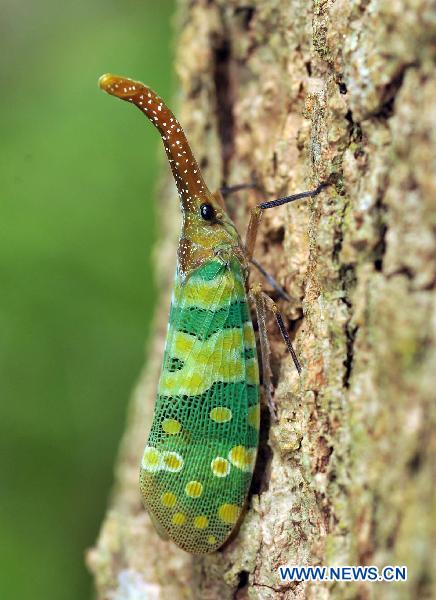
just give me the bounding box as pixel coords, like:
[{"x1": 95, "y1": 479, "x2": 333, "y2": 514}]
[{"x1": 0, "y1": 1, "x2": 175, "y2": 598}]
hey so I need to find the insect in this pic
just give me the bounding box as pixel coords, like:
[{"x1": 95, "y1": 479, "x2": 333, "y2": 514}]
[{"x1": 99, "y1": 73, "x2": 324, "y2": 554}]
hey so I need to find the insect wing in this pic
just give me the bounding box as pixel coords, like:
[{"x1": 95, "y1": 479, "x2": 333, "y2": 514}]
[{"x1": 140, "y1": 259, "x2": 260, "y2": 553}]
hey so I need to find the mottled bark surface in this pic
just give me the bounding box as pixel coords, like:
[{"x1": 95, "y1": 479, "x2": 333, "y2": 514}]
[{"x1": 87, "y1": 1, "x2": 435, "y2": 598}]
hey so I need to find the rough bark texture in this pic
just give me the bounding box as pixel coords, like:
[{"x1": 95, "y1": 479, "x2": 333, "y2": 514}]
[{"x1": 87, "y1": 1, "x2": 435, "y2": 598}]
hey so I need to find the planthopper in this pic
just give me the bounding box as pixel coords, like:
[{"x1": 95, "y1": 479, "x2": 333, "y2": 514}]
[{"x1": 99, "y1": 73, "x2": 324, "y2": 554}]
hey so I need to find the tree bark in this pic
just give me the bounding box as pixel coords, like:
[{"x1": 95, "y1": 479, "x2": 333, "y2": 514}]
[{"x1": 87, "y1": 1, "x2": 435, "y2": 598}]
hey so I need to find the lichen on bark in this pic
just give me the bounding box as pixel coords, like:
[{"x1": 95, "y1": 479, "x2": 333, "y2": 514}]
[{"x1": 87, "y1": 1, "x2": 435, "y2": 598}]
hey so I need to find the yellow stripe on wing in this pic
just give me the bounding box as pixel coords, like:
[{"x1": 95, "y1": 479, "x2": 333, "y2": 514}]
[
  {"x1": 174, "y1": 269, "x2": 245, "y2": 310},
  {"x1": 160, "y1": 328, "x2": 250, "y2": 396}
]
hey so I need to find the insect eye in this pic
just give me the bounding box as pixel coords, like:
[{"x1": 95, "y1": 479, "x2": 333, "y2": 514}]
[{"x1": 200, "y1": 203, "x2": 215, "y2": 221}]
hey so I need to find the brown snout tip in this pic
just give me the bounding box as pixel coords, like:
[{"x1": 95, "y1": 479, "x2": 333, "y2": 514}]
[{"x1": 98, "y1": 73, "x2": 141, "y2": 99}]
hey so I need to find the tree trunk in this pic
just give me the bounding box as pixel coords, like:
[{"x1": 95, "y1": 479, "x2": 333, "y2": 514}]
[{"x1": 87, "y1": 1, "x2": 435, "y2": 598}]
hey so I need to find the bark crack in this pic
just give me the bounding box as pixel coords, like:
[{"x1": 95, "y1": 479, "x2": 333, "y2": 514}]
[{"x1": 212, "y1": 24, "x2": 234, "y2": 182}]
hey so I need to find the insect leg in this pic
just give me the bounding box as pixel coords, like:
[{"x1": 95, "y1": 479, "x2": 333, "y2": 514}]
[
  {"x1": 245, "y1": 206, "x2": 263, "y2": 262},
  {"x1": 249, "y1": 184, "x2": 326, "y2": 368},
  {"x1": 250, "y1": 284, "x2": 276, "y2": 420},
  {"x1": 248, "y1": 185, "x2": 326, "y2": 410},
  {"x1": 261, "y1": 291, "x2": 302, "y2": 375},
  {"x1": 250, "y1": 284, "x2": 302, "y2": 421}
]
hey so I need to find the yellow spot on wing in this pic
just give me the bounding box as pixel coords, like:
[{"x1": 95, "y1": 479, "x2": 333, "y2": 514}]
[
  {"x1": 162, "y1": 451, "x2": 184, "y2": 472},
  {"x1": 172, "y1": 512, "x2": 186, "y2": 526},
  {"x1": 228, "y1": 446, "x2": 256, "y2": 472},
  {"x1": 218, "y1": 503, "x2": 241, "y2": 524},
  {"x1": 248, "y1": 404, "x2": 260, "y2": 429},
  {"x1": 211, "y1": 457, "x2": 230, "y2": 477},
  {"x1": 161, "y1": 492, "x2": 177, "y2": 507},
  {"x1": 141, "y1": 446, "x2": 161, "y2": 472},
  {"x1": 185, "y1": 480, "x2": 203, "y2": 498},
  {"x1": 162, "y1": 418, "x2": 181, "y2": 435},
  {"x1": 194, "y1": 515, "x2": 209, "y2": 529},
  {"x1": 210, "y1": 406, "x2": 232, "y2": 423},
  {"x1": 246, "y1": 358, "x2": 259, "y2": 384}
]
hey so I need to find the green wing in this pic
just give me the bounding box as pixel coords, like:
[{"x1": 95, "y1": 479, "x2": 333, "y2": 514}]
[{"x1": 139, "y1": 258, "x2": 260, "y2": 554}]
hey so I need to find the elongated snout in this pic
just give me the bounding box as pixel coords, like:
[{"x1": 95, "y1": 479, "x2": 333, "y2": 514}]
[{"x1": 98, "y1": 73, "x2": 212, "y2": 213}]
